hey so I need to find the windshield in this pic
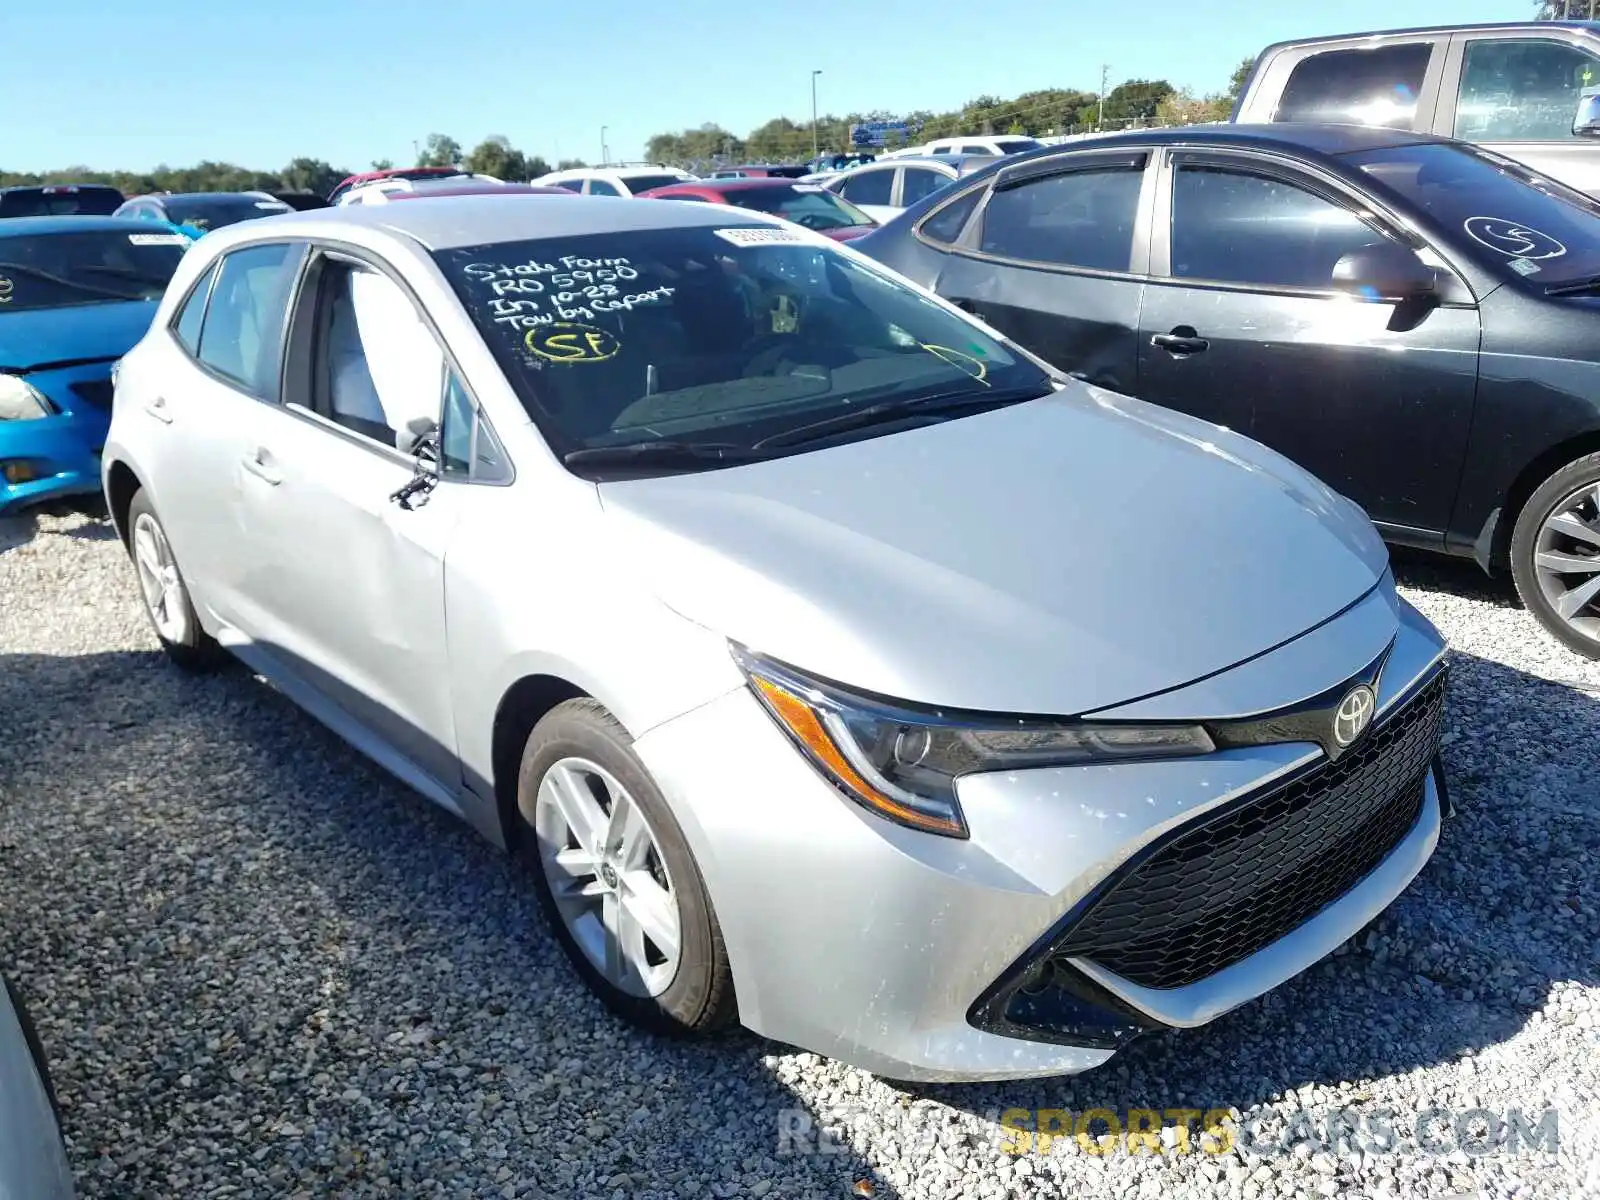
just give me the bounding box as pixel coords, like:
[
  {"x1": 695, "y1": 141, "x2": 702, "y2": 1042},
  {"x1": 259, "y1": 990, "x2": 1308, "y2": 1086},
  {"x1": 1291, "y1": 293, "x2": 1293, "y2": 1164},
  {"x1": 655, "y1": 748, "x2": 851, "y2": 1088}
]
[
  {"x1": 166, "y1": 196, "x2": 292, "y2": 231},
  {"x1": 432, "y1": 225, "x2": 1049, "y2": 471},
  {"x1": 0, "y1": 229, "x2": 187, "y2": 310},
  {"x1": 0, "y1": 186, "x2": 124, "y2": 218},
  {"x1": 1349, "y1": 142, "x2": 1600, "y2": 286},
  {"x1": 722, "y1": 185, "x2": 874, "y2": 230},
  {"x1": 621, "y1": 174, "x2": 689, "y2": 194}
]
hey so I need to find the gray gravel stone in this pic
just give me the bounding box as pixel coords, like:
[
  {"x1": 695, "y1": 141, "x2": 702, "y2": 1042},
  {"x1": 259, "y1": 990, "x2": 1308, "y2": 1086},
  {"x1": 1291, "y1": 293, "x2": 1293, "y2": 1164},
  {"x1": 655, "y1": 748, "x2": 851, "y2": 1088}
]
[{"x1": 1, "y1": 511, "x2": 1595, "y2": 1199}]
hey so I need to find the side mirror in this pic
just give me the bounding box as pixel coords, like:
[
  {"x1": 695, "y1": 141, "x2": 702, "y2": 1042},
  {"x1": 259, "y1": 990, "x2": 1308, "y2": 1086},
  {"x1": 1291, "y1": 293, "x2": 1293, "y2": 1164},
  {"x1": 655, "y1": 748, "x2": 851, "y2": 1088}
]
[
  {"x1": 1574, "y1": 89, "x2": 1600, "y2": 138},
  {"x1": 396, "y1": 416, "x2": 440, "y2": 463},
  {"x1": 1330, "y1": 241, "x2": 1437, "y2": 302}
]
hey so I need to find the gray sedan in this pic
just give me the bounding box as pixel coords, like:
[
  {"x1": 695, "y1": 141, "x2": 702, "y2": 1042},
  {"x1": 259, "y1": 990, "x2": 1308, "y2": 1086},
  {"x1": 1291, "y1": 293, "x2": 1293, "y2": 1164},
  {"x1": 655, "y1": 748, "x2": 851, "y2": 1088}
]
[{"x1": 101, "y1": 195, "x2": 1448, "y2": 1082}]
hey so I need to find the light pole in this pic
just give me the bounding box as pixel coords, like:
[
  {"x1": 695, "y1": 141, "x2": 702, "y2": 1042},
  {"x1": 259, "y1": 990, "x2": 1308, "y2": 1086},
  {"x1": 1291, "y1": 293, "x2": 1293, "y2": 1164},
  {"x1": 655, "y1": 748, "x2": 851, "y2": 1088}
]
[
  {"x1": 811, "y1": 69, "x2": 823, "y2": 161},
  {"x1": 600, "y1": 126, "x2": 609, "y2": 165},
  {"x1": 1097, "y1": 64, "x2": 1109, "y2": 132}
]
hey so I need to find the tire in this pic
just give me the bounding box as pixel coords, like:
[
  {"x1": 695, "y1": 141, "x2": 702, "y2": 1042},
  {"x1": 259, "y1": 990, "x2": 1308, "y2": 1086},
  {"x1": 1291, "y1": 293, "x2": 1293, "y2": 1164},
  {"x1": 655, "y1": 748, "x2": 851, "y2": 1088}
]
[
  {"x1": 1510, "y1": 451, "x2": 1600, "y2": 660},
  {"x1": 125, "y1": 488, "x2": 226, "y2": 671},
  {"x1": 516, "y1": 698, "x2": 735, "y2": 1036}
]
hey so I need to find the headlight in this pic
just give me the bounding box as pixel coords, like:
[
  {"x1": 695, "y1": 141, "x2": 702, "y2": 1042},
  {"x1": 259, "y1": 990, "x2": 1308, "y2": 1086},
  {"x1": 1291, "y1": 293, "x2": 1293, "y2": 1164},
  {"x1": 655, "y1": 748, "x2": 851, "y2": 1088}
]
[
  {"x1": 733, "y1": 646, "x2": 1215, "y2": 839},
  {"x1": 0, "y1": 376, "x2": 53, "y2": 421}
]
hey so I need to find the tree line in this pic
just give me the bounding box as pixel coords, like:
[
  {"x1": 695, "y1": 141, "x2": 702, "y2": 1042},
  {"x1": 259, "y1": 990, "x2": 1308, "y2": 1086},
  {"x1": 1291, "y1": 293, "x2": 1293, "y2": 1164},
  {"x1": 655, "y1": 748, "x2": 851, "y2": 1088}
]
[
  {"x1": 644, "y1": 61, "x2": 1254, "y2": 169},
  {"x1": 0, "y1": 62, "x2": 1252, "y2": 193},
  {"x1": 0, "y1": 135, "x2": 589, "y2": 198}
]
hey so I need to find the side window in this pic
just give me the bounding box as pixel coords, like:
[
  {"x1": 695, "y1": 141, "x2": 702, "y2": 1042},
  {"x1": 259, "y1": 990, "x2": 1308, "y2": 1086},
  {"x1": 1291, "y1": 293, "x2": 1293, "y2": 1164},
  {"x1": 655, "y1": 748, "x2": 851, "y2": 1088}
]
[
  {"x1": 313, "y1": 260, "x2": 446, "y2": 449},
  {"x1": 1454, "y1": 38, "x2": 1600, "y2": 141},
  {"x1": 918, "y1": 187, "x2": 983, "y2": 245},
  {"x1": 440, "y1": 369, "x2": 510, "y2": 481},
  {"x1": 587, "y1": 179, "x2": 622, "y2": 196},
  {"x1": 553, "y1": 180, "x2": 582, "y2": 193},
  {"x1": 1169, "y1": 165, "x2": 1385, "y2": 289},
  {"x1": 1273, "y1": 43, "x2": 1434, "y2": 129},
  {"x1": 901, "y1": 168, "x2": 947, "y2": 206},
  {"x1": 195, "y1": 242, "x2": 303, "y2": 397},
  {"x1": 928, "y1": 143, "x2": 954, "y2": 155},
  {"x1": 171, "y1": 261, "x2": 219, "y2": 354},
  {"x1": 978, "y1": 166, "x2": 1144, "y2": 271},
  {"x1": 841, "y1": 169, "x2": 893, "y2": 206}
]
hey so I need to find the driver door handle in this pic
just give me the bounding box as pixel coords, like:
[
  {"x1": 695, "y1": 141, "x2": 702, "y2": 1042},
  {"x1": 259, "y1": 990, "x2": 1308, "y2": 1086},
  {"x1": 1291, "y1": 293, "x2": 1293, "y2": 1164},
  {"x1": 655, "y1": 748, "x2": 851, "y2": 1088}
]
[
  {"x1": 1151, "y1": 328, "x2": 1209, "y2": 356},
  {"x1": 240, "y1": 447, "x2": 281, "y2": 486},
  {"x1": 143, "y1": 396, "x2": 173, "y2": 424}
]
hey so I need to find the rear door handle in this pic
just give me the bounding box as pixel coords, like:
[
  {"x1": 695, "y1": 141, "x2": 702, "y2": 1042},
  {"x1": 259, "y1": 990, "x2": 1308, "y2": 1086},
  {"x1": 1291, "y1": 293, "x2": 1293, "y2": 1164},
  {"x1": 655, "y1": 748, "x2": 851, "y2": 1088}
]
[
  {"x1": 1150, "y1": 329, "x2": 1209, "y2": 356},
  {"x1": 143, "y1": 396, "x2": 173, "y2": 424},
  {"x1": 240, "y1": 448, "x2": 281, "y2": 486}
]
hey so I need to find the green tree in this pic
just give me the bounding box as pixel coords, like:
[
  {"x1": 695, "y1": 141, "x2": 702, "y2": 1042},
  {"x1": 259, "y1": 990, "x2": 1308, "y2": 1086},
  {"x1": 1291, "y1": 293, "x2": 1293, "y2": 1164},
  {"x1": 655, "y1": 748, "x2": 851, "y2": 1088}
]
[
  {"x1": 370, "y1": 158, "x2": 394, "y2": 171},
  {"x1": 280, "y1": 157, "x2": 343, "y2": 195},
  {"x1": 556, "y1": 158, "x2": 588, "y2": 170},
  {"x1": 416, "y1": 134, "x2": 462, "y2": 168},
  {"x1": 1227, "y1": 56, "x2": 1255, "y2": 102},
  {"x1": 464, "y1": 135, "x2": 528, "y2": 180},
  {"x1": 1102, "y1": 79, "x2": 1175, "y2": 126}
]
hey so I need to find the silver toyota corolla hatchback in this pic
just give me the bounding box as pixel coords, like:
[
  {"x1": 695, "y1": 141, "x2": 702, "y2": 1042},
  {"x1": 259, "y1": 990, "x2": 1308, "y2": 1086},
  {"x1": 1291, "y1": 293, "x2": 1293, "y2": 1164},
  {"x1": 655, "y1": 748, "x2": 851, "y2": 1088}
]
[{"x1": 101, "y1": 197, "x2": 1450, "y2": 1082}]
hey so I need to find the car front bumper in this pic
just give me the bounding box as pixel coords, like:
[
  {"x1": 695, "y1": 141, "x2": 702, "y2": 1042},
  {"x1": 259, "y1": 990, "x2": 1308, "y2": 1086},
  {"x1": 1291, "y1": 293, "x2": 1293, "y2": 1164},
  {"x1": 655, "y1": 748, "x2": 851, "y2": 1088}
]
[
  {"x1": 0, "y1": 370, "x2": 112, "y2": 514},
  {"x1": 633, "y1": 579, "x2": 1449, "y2": 1083}
]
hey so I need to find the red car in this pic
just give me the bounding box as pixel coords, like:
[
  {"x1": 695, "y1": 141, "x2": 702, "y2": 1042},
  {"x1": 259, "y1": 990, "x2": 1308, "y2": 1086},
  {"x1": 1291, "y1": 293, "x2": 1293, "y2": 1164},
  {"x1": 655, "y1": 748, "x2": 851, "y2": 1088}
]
[
  {"x1": 634, "y1": 178, "x2": 878, "y2": 241},
  {"x1": 327, "y1": 166, "x2": 466, "y2": 204}
]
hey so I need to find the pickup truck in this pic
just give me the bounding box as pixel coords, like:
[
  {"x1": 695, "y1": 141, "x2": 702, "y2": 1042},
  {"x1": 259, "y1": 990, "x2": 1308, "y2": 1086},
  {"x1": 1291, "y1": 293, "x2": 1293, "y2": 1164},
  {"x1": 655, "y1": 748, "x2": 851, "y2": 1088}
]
[{"x1": 1233, "y1": 21, "x2": 1600, "y2": 197}]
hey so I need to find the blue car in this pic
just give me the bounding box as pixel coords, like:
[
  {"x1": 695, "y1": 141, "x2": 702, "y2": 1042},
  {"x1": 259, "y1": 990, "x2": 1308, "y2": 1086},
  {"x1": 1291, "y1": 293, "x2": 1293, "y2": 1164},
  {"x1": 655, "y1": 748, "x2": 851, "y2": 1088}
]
[{"x1": 0, "y1": 216, "x2": 191, "y2": 513}]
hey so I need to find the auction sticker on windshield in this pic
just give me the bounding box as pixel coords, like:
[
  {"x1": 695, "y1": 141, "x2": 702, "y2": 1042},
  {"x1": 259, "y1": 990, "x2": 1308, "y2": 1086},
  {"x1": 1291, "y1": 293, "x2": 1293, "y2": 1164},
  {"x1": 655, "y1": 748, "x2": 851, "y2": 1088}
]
[
  {"x1": 128, "y1": 233, "x2": 189, "y2": 246},
  {"x1": 714, "y1": 227, "x2": 811, "y2": 246},
  {"x1": 1464, "y1": 217, "x2": 1567, "y2": 261}
]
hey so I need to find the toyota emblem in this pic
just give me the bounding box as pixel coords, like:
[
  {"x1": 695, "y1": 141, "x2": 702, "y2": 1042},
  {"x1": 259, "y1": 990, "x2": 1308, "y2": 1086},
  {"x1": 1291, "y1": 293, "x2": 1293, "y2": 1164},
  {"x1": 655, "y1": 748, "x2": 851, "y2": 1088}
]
[{"x1": 1333, "y1": 685, "x2": 1376, "y2": 748}]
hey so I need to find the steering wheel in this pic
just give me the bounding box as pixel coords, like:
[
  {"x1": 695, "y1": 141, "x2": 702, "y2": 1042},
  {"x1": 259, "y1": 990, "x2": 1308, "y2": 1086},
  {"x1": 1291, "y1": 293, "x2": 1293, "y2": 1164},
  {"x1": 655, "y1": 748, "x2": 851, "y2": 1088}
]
[{"x1": 739, "y1": 331, "x2": 807, "y2": 377}]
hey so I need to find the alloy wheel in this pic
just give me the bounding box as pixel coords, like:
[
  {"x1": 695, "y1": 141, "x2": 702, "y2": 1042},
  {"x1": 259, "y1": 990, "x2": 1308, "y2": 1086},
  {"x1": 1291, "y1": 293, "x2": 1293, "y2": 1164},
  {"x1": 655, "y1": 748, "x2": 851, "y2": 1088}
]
[
  {"x1": 533, "y1": 756, "x2": 682, "y2": 998},
  {"x1": 131, "y1": 511, "x2": 191, "y2": 644}
]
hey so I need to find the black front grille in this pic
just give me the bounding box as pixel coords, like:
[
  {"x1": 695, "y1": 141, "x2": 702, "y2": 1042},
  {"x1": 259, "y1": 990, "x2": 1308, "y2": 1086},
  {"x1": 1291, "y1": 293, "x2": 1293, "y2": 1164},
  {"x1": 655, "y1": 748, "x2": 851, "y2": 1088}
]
[
  {"x1": 68, "y1": 379, "x2": 114, "y2": 411},
  {"x1": 1056, "y1": 667, "x2": 1448, "y2": 991}
]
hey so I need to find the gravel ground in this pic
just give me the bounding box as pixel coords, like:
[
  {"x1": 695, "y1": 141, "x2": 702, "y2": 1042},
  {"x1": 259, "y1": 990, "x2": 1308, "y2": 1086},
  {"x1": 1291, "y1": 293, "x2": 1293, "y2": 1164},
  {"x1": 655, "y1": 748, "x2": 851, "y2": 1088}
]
[{"x1": 1, "y1": 503, "x2": 1596, "y2": 1200}]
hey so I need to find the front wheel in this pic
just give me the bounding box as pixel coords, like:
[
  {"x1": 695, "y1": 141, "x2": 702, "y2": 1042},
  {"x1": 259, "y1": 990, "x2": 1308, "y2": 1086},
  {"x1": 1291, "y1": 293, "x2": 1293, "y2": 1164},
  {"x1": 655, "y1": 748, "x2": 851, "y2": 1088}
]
[
  {"x1": 125, "y1": 488, "x2": 225, "y2": 671},
  {"x1": 517, "y1": 698, "x2": 735, "y2": 1036},
  {"x1": 1510, "y1": 451, "x2": 1600, "y2": 659}
]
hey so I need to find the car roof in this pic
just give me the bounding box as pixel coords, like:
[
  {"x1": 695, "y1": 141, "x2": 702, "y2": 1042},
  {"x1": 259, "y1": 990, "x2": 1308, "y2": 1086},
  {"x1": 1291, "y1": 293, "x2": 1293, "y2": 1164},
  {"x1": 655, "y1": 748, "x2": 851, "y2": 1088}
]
[
  {"x1": 1256, "y1": 20, "x2": 1600, "y2": 54},
  {"x1": 0, "y1": 182, "x2": 121, "y2": 194},
  {"x1": 156, "y1": 192, "x2": 288, "y2": 203},
  {"x1": 0, "y1": 215, "x2": 153, "y2": 237},
  {"x1": 663, "y1": 178, "x2": 808, "y2": 192},
  {"x1": 217, "y1": 193, "x2": 775, "y2": 251},
  {"x1": 1003, "y1": 122, "x2": 1443, "y2": 159}
]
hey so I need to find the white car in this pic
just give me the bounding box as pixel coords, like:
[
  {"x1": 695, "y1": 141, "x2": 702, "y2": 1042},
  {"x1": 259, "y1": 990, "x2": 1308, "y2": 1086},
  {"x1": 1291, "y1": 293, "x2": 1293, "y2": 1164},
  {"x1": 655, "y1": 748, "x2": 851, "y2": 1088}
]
[
  {"x1": 822, "y1": 156, "x2": 969, "y2": 224},
  {"x1": 100, "y1": 196, "x2": 1450, "y2": 1085},
  {"x1": 532, "y1": 164, "x2": 698, "y2": 198},
  {"x1": 880, "y1": 134, "x2": 1044, "y2": 159}
]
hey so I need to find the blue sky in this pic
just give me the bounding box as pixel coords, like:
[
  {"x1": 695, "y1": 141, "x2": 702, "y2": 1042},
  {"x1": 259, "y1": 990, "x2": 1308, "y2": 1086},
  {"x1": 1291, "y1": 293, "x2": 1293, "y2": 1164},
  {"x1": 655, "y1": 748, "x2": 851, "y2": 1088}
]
[{"x1": 4, "y1": 0, "x2": 1523, "y2": 172}]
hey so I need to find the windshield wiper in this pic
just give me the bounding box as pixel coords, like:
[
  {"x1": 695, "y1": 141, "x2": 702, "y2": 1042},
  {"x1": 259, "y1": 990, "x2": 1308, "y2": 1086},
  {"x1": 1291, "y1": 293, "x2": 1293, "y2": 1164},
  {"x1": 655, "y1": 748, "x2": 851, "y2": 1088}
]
[
  {"x1": 563, "y1": 441, "x2": 774, "y2": 470},
  {"x1": 753, "y1": 384, "x2": 1052, "y2": 451},
  {"x1": 0, "y1": 261, "x2": 138, "y2": 302},
  {"x1": 1545, "y1": 275, "x2": 1600, "y2": 297}
]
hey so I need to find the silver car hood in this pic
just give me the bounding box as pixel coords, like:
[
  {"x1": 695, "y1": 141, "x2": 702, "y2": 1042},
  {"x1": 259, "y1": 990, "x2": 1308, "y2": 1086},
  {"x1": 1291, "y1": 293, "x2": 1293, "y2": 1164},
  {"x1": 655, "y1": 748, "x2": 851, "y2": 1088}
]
[{"x1": 598, "y1": 384, "x2": 1390, "y2": 716}]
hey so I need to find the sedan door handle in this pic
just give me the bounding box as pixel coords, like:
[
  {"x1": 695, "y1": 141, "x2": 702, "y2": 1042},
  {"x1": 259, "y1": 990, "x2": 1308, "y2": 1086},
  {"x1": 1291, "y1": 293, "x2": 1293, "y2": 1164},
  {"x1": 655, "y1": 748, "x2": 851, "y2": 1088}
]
[
  {"x1": 240, "y1": 448, "x2": 281, "y2": 486},
  {"x1": 143, "y1": 396, "x2": 173, "y2": 424},
  {"x1": 1150, "y1": 328, "x2": 1209, "y2": 356}
]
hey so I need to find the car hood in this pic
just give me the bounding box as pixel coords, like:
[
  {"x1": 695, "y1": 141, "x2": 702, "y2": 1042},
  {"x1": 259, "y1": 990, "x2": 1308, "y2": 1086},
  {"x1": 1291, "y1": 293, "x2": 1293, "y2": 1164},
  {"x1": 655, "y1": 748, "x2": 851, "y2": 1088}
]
[
  {"x1": 0, "y1": 300, "x2": 157, "y2": 372},
  {"x1": 599, "y1": 383, "x2": 1390, "y2": 715}
]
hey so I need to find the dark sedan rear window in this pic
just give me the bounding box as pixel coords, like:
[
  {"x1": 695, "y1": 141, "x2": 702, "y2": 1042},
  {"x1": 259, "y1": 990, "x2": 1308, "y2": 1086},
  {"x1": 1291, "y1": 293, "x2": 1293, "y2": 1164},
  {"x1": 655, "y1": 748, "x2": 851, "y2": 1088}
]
[{"x1": 0, "y1": 186, "x2": 125, "y2": 218}]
